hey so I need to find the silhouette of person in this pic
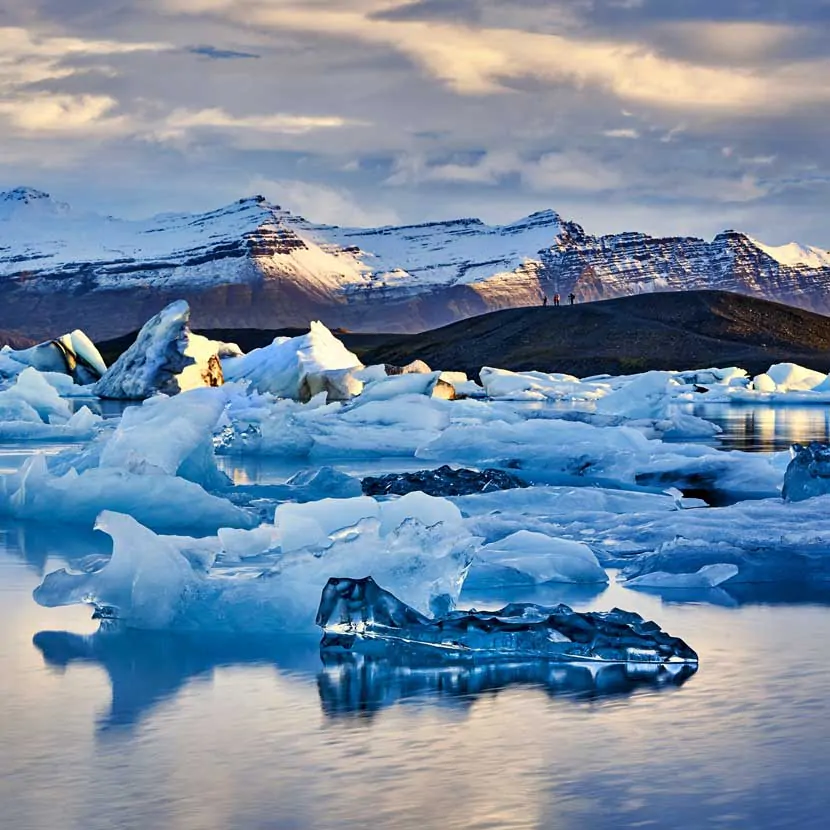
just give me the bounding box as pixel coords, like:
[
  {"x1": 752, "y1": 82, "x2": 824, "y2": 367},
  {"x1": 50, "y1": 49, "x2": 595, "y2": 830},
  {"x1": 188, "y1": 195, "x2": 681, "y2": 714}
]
[
  {"x1": 542, "y1": 295, "x2": 548, "y2": 307},
  {"x1": 568, "y1": 293, "x2": 576, "y2": 305},
  {"x1": 553, "y1": 293, "x2": 560, "y2": 307}
]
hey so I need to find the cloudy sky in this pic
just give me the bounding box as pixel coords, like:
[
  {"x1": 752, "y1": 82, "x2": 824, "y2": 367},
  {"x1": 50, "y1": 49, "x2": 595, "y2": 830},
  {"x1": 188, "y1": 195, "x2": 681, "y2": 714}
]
[{"x1": 1, "y1": 0, "x2": 829, "y2": 243}]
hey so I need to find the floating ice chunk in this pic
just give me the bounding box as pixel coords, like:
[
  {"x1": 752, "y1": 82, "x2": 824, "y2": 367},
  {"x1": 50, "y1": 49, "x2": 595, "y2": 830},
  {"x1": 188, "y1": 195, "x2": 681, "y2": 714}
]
[
  {"x1": 378, "y1": 490, "x2": 463, "y2": 536},
  {"x1": 274, "y1": 496, "x2": 381, "y2": 552},
  {"x1": 659, "y1": 411, "x2": 722, "y2": 440},
  {"x1": 479, "y1": 367, "x2": 604, "y2": 402},
  {"x1": 94, "y1": 300, "x2": 223, "y2": 400},
  {"x1": 221, "y1": 321, "x2": 362, "y2": 400},
  {"x1": 218, "y1": 525, "x2": 280, "y2": 561},
  {"x1": 35, "y1": 504, "x2": 475, "y2": 631},
  {"x1": 35, "y1": 512, "x2": 203, "y2": 629},
  {"x1": 624, "y1": 563, "x2": 739, "y2": 590},
  {"x1": 753, "y1": 363, "x2": 827, "y2": 393},
  {"x1": 0, "y1": 454, "x2": 252, "y2": 532},
  {"x1": 0, "y1": 367, "x2": 73, "y2": 423},
  {"x1": 595, "y1": 371, "x2": 678, "y2": 419},
  {"x1": 317, "y1": 577, "x2": 698, "y2": 664},
  {"x1": 471, "y1": 530, "x2": 608, "y2": 586},
  {"x1": 99, "y1": 387, "x2": 230, "y2": 489},
  {"x1": 1, "y1": 330, "x2": 106, "y2": 384},
  {"x1": 357, "y1": 372, "x2": 444, "y2": 402},
  {"x1": 783, "y1": 442, "x2": 830, "y2": 502}
]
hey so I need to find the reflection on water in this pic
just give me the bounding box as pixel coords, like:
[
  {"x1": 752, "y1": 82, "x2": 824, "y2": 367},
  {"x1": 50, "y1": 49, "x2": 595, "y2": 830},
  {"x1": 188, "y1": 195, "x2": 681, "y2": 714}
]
[
  {"x1": 33, "y1": 625, "x2": 321, "y2": 733},
  {"x1": 4, "y1": 532, "x2": 830, "y2": 829},
  {"x1": 317, "y1": 652, "x2": 695, "y2": 719},
  {"x1": 685, "y1": 403, "x2": 830, "y2": 453}
]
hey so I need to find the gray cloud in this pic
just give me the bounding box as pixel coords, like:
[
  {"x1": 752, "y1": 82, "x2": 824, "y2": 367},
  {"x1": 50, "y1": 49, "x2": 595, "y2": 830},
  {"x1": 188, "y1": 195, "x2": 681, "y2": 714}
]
[
  {"x1": 188, "y1": 45, "x2": 260, "y2": 60},
  {"x1": 0, "y1": 0, "x2": 827, "y2": 247}
]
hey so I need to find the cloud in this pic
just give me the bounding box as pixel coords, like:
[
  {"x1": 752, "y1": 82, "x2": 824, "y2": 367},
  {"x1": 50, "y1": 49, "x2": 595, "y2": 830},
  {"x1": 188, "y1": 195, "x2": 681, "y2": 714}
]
[
  {"x1": 188, "y1": 45, "x2": 260, "y2": 60},
  {"x1": 247, "y1": 177, "x2": 400, "y2": 226},
  {"x1": 161, "y1": 107, "x2": 360, "y2": 135},
  {"x1": 0, "y1": 93, "x2": 124, "y2": 132},
  {"x1": 233, "y1": 2, "x2": 830, "y2": 111},
  {"x1": 604, "y1": 128, "x2": 639, "y2": 138},
  {"x1": 387, "y1": 149, "x2": 623, "y2": 193}
]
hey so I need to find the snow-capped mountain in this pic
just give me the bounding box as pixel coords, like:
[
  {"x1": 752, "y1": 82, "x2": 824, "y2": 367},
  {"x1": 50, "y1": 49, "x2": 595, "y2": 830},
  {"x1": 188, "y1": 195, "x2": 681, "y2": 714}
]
[{"x1": 1, "y1": 186, "x2": 829, "y2": 339}]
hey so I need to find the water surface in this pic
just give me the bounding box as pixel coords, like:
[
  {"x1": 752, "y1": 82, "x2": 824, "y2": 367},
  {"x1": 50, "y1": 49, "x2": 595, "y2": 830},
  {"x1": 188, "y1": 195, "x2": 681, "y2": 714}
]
[{"x1": 2, "y1": 526, "x2": 829, "y2": 830}]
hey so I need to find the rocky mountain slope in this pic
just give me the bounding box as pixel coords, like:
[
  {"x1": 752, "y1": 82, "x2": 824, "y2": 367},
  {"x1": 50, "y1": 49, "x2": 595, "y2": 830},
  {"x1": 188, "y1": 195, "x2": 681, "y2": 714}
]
[{"x1": 2, "y1": 186, "x2": 830, "y2": 340}]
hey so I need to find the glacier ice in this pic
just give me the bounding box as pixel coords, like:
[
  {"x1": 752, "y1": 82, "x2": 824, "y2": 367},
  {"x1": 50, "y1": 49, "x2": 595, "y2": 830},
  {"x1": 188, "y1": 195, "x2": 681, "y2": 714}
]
[
  {"x1": 316, "y1": 576, "x2": 698, "y2": 665},
  {"x1": 624, "y1": 563, "x2": 739, "y2": 590},
  {"x1": 0, "y1": 367, "x2": 102, "y2": 440},
  {"x1": 469, "y1": 530, "x2": 608, "y2": 587},
  {"x1": 0, "y1": 329, "x2": 106, "y2": 384},
  {"x1": 782, "y1": 442, "x2": 830, "y2": 502},
  {"x1": 34, "y1": 494, "x2": 477, "y2": 631},
  {"x1": 94, "y1": 300, "x2": 226, "y2": 399},
  {"x1": 0, "y1": 387, "x2": 251, "y2": 532},
  {"x1": 221, "y1": 321, "x2": 362, "y2": 400}
]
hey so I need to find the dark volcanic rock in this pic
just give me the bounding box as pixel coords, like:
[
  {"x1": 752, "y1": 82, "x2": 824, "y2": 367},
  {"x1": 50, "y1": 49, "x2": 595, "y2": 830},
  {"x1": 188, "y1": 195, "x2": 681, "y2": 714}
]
[{"x1": 362, "y1": 465, "x2": 528, "y2": 497}]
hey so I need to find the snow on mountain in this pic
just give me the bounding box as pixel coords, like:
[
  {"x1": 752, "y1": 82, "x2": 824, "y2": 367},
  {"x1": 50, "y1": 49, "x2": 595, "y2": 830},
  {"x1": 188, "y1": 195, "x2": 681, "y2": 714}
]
[
  {"x1": 1, "y1": 187, "x2": 829, "y2": 340},
  {"x1": 750, "y1": 238, "x2": 830, "y2": 269}
]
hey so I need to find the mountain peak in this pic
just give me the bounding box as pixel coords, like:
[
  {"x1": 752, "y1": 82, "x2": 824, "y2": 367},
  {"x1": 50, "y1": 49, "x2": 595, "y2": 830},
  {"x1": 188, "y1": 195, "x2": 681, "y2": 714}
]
[
  {"x1": 1, "y1": 187, "x2": 53, "y2": 204},
  {"x1": 0, "y1": 187, "x2": 70, "y2": 218}
]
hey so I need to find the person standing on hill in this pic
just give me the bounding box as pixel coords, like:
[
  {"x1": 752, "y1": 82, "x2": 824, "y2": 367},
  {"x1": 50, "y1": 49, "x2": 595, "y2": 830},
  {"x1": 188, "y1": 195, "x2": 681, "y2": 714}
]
[
  {"x1": 542, "y1": 294, "x2": 548, "y2": 307},
  {"x1": 568, "y1": 293, "x2": 576, "y2": 305},
  {"x1": 553, "y1": 293, "x2": 560, "y2": 307}
]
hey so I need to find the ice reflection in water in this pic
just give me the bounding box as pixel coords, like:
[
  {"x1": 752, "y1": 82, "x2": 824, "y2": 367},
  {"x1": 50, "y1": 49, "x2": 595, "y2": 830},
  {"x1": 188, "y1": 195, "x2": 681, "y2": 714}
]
[{"x1": 3, "y1": 527, "x2": 830, "y2": 828}]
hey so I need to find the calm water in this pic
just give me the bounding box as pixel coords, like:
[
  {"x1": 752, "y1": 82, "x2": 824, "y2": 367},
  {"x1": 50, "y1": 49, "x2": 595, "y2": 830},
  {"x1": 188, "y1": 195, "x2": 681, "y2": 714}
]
[{"x1": 3, "y1": 406, "x2": 830, "y2": 829}]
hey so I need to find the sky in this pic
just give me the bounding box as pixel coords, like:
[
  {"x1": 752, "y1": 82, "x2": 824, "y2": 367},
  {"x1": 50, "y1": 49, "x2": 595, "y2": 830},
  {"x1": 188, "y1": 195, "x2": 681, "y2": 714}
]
[{"x1": 0, "y1": 0, "x2": 829, "y2": 244}]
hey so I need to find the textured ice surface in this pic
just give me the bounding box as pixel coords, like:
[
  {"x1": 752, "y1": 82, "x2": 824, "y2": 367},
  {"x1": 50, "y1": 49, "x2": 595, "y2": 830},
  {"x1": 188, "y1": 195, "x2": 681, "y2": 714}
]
[
  {"x1": 221, "y1": 321, "x2": 362, "y2": 400},
  {"x1": 0, "y1": 387, "x2": 250, "y2": 531},
  {"x1": 317, "y1": 576, "x2": 698, "y2": 664},
  {"x1": 0, "y1": 330, "x2": 106, "y2": 384},
  {"x1": 782, "y1": 442, "x2": 830, "y2": 502},
  {"x1": 624, "y1": 564, "x2": 739, "y2": 590},
  {"x1": 94, "y1": 300, "x2": 224, "y2": 399},
  {"x1": 0, "y1": 367, "x2": 102, "y2": 440},
  {"x1": 35, "y1": 494, "x2": 477, "y2": 631},
  {"x1": 454, "y1": 484, "x2": 830, "y2": 585},
  {"x1": 418, "y1": 416, "x2": 781, "y2": 500},
  {"x1": 470, "y1": 530, "x2": 608, "y2": 586}
]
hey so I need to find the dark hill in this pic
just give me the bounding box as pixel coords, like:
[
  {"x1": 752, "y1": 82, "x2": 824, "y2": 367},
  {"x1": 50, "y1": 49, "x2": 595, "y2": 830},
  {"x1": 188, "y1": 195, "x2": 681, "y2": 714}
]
[
  {"x1": 93, "y1": 291, "x2": 830, "y2": 378},
  {"x1": 0, "y1": 330, "x2": 35, "y2": 350},
  {"x1": 358, "y1": 290, "x2": 830, "y2": 377}
]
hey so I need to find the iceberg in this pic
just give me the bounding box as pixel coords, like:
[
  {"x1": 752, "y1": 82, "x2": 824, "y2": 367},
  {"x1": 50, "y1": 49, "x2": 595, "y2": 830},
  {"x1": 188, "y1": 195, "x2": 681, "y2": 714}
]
[
  {"x1": 624, "y1": 563, "x2": 739, "y2": 590},
  {"x1": 0, "y1": 329, "x2": 106, "y2": 384},
  {"x1": 782, "y1": 442, "x2": 830, "y2": 502},
  {"x1": 0, "y1": 367, "x2": 102, "y2": 440},
  {"x1": 94, "y1": 300, "x2": 227, "y2": 399},
  {"x1": 221, "y1": 321, "x2": 362, "y2": 400},
  {"x1": 0, "y1": 387, "x2": 251, "y2": 531},
  {"x1": 469, "y1": 530, "x2": 608, "y2": 586},
  {"x1": 316, "y1": 576, "x2": 699, "y2": 665},
  {"x1": 35, "y1": 495, "x2": 476, "y2": 631}
]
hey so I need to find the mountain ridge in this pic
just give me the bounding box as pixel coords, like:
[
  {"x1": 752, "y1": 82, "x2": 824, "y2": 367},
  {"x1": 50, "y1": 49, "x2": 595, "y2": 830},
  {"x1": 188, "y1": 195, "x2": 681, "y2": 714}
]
[{"x1": 2, "y1": 187, "x2": 830, "y2": 340}]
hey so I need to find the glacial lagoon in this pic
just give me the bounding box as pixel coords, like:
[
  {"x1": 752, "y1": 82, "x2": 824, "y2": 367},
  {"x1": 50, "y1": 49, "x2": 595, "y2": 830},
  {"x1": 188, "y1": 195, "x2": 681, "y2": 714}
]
[{"x1": 2, "y1": 403, "x2": 830, "y2": 830}]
